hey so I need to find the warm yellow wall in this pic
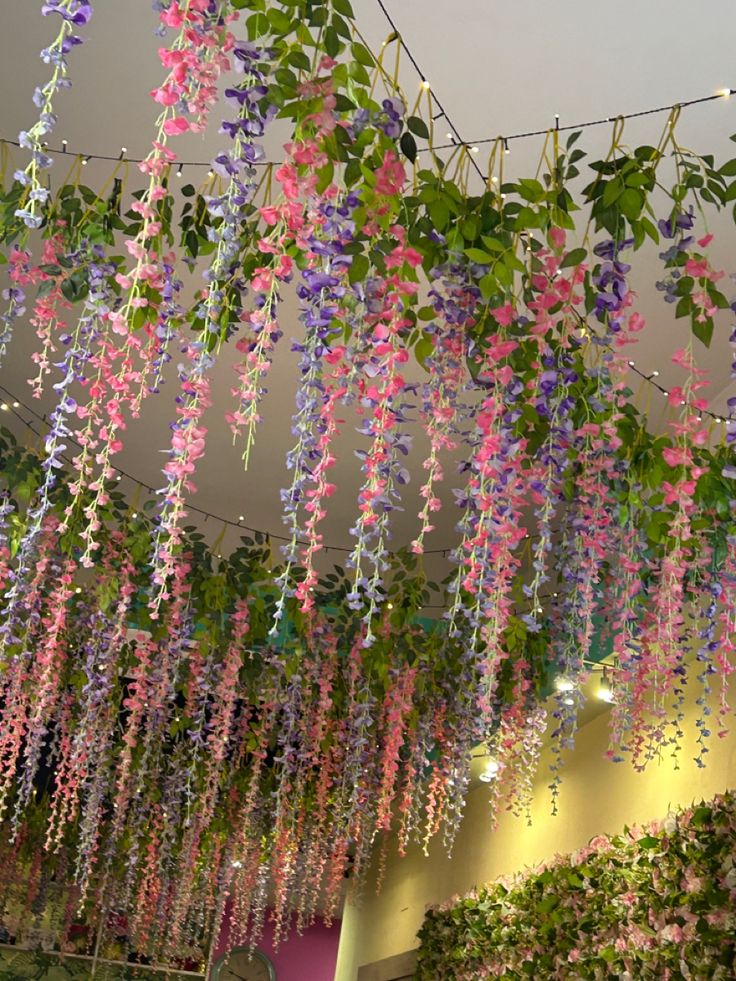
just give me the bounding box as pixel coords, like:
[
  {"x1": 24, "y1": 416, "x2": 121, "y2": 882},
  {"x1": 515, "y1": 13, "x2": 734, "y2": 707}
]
[{"x1": 334, "y1": 690, "x2": 736, "y2": 980}]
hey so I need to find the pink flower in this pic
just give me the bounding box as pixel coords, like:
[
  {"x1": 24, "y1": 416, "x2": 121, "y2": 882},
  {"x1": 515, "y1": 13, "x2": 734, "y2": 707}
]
[
  {"x1": 490, "y1": 303, "x2": 515, "y2": 327},
  {"x1": 260, "y1": 205, "x2": 280, "y2": 227},
  {"x1": 162, "y1": 116, "x2": 190, "y2": 136},
  {"x1": 375, "y1": 151, "x2": 406, "y2": 196}
]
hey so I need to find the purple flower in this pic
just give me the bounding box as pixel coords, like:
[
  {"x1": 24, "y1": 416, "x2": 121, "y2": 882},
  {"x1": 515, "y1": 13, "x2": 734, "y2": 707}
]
[{"x1": 41, "y1": 1, "x2": 93, "y2": 25}]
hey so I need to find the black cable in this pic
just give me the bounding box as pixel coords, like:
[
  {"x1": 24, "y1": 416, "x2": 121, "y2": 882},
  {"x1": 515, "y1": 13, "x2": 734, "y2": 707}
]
[
  {"x1": 428, "y1": 89, "x2": 735, "y2": 153},
  {"x1": 372, "y1": 0, "x2": 486, "y2": 182},
  {"x1": 2, "y1": 88, "x2": 731, "y2": 171}
]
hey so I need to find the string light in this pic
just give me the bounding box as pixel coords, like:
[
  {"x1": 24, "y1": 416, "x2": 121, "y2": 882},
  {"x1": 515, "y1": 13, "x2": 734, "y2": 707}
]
[
  {"x1": 555, "y1": 677, "x2": 575, "y2": 693},
  {"x1": 719, "y1": 87, "x2": 732, "y2": 99},
  {"x1": 503, "y1": 138, "x2": 510, "y2": 154},
  {"x1": 61, "y1": 139, "x2": 68, "y2": 152},
  {"x1": 82, "y1": 156, "x2": 89, "y2": 165},
  {"x1": 420, "y1": 79, "x2": 430, "y2": 90},
  {"x1": 0, "y1": 403, "x2": 8, "y2": 412},
  {"x1": 176, "y1": 164, "x2": 183, "y2": 177}
]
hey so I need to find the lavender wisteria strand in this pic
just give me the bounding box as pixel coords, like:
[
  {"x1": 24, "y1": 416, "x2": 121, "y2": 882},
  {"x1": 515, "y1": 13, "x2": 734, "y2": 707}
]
[
  {"x1": 271, "y1": 193, "x2": 358, "y2": 634},
  {"x1": 15, "y1": 1, "x2": 93, "y2": 230}
]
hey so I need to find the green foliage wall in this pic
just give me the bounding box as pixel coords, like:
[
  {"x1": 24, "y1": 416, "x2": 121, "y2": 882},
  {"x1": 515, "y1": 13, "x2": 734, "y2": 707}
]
[{"x1": 416, "y1": 791, "x2": 736, "y2": 980}]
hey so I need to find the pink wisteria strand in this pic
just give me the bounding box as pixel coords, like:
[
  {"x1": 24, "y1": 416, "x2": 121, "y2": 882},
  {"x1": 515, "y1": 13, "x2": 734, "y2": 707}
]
[
  {"x1": 150, "y1": 42, "x2": 274, "y2": 614},
  {"x1": 411, "y1": 258, "x2": 475, "y2": 555},
  {"x1": 66, "y1": 0, "x2": 233, "y2": 567}
]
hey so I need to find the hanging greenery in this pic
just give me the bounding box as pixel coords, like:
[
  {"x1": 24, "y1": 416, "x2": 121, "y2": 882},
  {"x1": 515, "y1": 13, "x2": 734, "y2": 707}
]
[{"x1": 0, "y1": 0, "x2": 734, "y2": 967}]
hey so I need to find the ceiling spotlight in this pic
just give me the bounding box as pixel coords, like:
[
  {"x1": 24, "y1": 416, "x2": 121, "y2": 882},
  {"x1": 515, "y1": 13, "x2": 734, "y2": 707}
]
[
  {"x1": 479, "y1": 758, "x2": 500, "y2": 783},
  {"x1": 596, "y1": 669, "x2": 615, "y2": 703},
  {"x1": 555, "y1": 676, "x2": 575, "y2": 693},
  {"x1": 597, "y1": 684, "x2": 615, "y2": 704}
]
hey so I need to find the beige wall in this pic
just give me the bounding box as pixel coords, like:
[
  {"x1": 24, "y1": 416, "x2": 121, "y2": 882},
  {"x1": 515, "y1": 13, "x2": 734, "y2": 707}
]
[{"x1": 334, "y1": 691, "x2": 736, "y2": 980}]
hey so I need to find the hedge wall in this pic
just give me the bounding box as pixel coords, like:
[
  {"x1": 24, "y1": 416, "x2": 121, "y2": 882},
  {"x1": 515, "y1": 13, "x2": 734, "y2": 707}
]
[{"x1": 416, "y1": 791, "x2": 736, "y2": 980}]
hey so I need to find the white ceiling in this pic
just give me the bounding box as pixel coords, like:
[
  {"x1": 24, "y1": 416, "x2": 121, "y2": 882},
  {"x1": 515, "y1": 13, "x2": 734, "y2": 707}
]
[{"x1": 0, "y1": 1, "x2": 735, "y2": 586}]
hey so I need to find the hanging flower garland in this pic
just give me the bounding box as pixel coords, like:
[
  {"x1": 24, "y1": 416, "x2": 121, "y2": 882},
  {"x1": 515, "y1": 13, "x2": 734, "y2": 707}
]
[{"x1": 0, "y1": 0, "x2": 734, "y2": 964}]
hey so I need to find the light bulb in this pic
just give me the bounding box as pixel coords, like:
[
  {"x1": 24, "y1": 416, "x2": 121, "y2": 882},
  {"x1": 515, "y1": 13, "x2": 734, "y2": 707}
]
[
  {"x1": 651, "y1": 370, "x2": 659, "y2": 377},
  {"x1": 596, "y1": 685, "x2": 615, "y2": 704},
  {"x1": 563, "y1": 695, "x2": 575, "y2": 706},
  {"x1": 719, "y1": 88, "x2": 732, "y2": 99},
  {"x1": 0, "y1": 404, "x2": 8, "y2": 412},
  {"x1": 238, "y1": 515, "x2": 244, "y2": 522},
  {"x1": 628, "y1": 360, "x2": 635, "y2": 367},
  {"x1": 420, "y1": 79, "x2": 430, "y2": 90},
  {"x1": 471, "y1": 146, "x2": 479, "y2": 154},
  {"x1": 555, "y1": 676, "x2": 574, "y2": 693}
]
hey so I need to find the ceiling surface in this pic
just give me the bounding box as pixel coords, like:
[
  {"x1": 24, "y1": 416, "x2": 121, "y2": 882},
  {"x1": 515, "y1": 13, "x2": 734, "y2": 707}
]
[{"x1": 0, "y1": 1, "x2": 735, "y2": 590}]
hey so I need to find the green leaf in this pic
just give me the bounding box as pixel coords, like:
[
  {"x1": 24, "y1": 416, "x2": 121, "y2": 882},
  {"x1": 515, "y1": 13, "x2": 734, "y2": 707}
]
[
  {"x1": 560, "y1": 247, "x2": 587, "y2": 269},
  {"x1": 351, "y1": 42, "x2": 375, "y2": 67},
  {"x1": 464, "y1": 248, "x2": 493, "y2": 263},
  {"x1": 692, "y1": 315, "x2": 714, "y2": 347},
  {"x1": 266, "y1": 8, "x2": 291, "y2": 33},
  {"x1": 324, "y1": 25, "x2": 340, "y2": 57},
  {"x1": 618, "y1": 187, "x2": 643, "y2": 220},
  {"x1": 332, "y1": 0, "x2": 354, "y2": 15},
  {"x1": 719, "y1": 158, "x2": 736, "y2": 177},
  {"x1": 400, "y1": 131, "x2": 417, "y2": 164},
  {"x1": 407, "y1": 115, "x2": 430, "y2": 140}
]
